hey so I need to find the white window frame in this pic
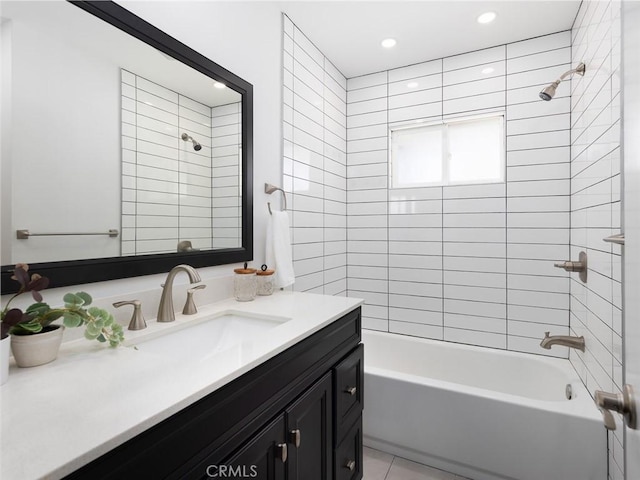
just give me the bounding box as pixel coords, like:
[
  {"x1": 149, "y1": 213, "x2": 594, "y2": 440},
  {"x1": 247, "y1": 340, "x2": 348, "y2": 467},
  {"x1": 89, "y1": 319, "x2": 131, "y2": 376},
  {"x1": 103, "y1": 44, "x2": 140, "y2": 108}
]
[{"x1": 389, "y1": 113, "x2": 506, "y2": 189}]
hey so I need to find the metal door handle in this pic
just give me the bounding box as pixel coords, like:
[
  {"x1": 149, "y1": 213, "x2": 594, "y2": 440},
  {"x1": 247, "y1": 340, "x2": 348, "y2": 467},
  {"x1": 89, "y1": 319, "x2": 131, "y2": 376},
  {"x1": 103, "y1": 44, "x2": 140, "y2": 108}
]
[
  {"x1": 594, "y1": 385, "x2": 637, "y2": 430},
  {"x1": 344, "y1": 460, "x2": 356, "y2": 471},
  {"x1": 344, "y1": 386, "x2": 357, "y2": 395},
  {"x1": 289, "y1": 429, "x2": 301, "y2": 448},
  {"x1": 276, "y1": 443, "x2": 288, "y2": 462},
  {"x1": 603, "y1": 234, "x2": 625, "y2": 245}
]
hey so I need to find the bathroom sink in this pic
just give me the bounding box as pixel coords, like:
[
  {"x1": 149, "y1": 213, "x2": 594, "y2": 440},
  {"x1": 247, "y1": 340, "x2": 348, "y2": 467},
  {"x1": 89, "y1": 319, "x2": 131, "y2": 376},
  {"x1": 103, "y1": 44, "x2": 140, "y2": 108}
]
[{"x1": 131, "y1": 312, "x2": 289, "y2": 361}]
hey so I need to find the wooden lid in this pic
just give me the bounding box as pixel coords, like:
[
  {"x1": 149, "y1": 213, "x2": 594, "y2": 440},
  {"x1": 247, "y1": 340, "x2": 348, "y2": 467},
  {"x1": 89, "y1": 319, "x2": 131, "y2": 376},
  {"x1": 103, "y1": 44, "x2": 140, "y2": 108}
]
[
  {"x1": 234, "y1": 268, "x2": 257, "y2": 274},
  {"x1": 256, "y1": 269, "x2": 275, "y2": 276}
]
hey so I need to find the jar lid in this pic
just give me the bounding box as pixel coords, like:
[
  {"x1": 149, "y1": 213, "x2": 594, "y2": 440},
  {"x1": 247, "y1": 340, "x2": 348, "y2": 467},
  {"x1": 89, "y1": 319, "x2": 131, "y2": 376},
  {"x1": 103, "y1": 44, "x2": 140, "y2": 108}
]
[
  {"x1": 234, "y1": 268, "x2": 257, "y2": 274},
  {"x1": 256, "y1": 269, "x2": 275, "y2": 276}
]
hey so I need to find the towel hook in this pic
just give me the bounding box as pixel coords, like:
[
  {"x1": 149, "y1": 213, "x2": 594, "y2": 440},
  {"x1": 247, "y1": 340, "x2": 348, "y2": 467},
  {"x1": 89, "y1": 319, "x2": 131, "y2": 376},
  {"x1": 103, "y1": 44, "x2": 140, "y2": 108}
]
[{"x1": 265, "y1": 183, "x2": 287, "y2": 214}]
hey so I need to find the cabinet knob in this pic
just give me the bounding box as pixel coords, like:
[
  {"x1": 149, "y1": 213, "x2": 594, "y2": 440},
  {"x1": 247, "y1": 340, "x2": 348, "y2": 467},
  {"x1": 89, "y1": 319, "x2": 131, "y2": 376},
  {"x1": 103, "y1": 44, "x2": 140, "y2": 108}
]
[
  {"x1": 344, "y1": 386, "x2": 357, "y2": 396},
  {"x1": 276, "y1": 443, "x2": 288, "y2": 463},
  {"x1": 289, "y1": 429, "x2": 301, "y2": 448},
  {"x1": 344, "y1": 459, "x2": 356, "y2": 471}
]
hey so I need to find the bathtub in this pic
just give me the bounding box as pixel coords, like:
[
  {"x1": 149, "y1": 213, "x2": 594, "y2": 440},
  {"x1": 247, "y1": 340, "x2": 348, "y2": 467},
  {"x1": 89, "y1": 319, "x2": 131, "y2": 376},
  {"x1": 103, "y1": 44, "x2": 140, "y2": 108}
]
[{"x1": 362, "y1": 330, "x2": 607, "y2": 480}]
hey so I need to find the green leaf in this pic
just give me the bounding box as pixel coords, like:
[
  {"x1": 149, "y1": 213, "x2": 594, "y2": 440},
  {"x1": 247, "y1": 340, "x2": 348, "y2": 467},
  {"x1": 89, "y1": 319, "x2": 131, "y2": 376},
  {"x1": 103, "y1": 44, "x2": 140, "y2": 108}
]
[
  {"x1": 97, "y1": 334, "x2": 106, "y2": 343},
  {"x1": 85, "y1": 322, "x2": 100, "y2": 336},
  {"x1": 84, "y1": 329, "x2": 99, "y2": 340},
  {"x1": 62, "y1": 311, "x2": 82, "y2": 328},
  {"x1": 11, "y1": 321, "x2": 43, "y2": 334},
  {"x1": 25, "y1": 302, "x2": 50, "y2": 317},
  {"x1": 76, "y1": 292, "x2": 92, "y2": 306},
  {"x1": 63, "y1": 293, "x2": 84, "y2": 307}
]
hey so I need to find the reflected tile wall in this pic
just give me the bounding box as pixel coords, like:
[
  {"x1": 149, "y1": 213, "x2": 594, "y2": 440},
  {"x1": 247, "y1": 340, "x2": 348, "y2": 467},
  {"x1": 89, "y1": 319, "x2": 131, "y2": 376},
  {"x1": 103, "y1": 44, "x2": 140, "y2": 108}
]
[
  {"x1": 283, "y1": 15, "x2": 347, "y2": 296},
  {"x1": 569, "y1": 1, "x2": 622, "y2": 479},
  {"x1": 122, "y1": 70, "x2": 212, "y2": 255}
]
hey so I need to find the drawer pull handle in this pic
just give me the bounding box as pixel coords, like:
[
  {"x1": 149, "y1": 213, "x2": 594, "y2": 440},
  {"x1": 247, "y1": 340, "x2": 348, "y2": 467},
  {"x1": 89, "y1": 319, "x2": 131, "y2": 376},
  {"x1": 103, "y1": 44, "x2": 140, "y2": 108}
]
[
  {"x1": 344, "y1": 459, "x2": 356, "y2": 471},
  {"x1": 277, "y1": 443, "x2": 288, "y2": 463},
  {"x1": 290, "y1": 429, "x2": 301, "y2": 447},
  {"x1": 345, "y1": 386, "x2": 357, "y2": 395}
]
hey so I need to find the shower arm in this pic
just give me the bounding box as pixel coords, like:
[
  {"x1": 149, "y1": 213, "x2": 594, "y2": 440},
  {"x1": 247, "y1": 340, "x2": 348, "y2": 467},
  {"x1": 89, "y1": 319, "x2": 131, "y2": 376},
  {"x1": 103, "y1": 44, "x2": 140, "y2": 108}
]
[{"x1": 555, "y1": 62, "x2": 586, "y2": 83}]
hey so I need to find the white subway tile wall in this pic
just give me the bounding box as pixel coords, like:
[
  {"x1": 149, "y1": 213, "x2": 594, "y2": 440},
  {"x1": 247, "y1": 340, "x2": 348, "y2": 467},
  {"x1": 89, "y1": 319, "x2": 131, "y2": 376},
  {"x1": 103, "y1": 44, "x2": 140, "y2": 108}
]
[
  {"x1": 344, "y1": 32, "x2": 572, "y2": 353},
  {"x1": 121, "y1": 70, "x2": 242, "y2": 255},
  {"x1": 569, "y1": 1, "x2": 622, "y2": 479},
  {"x1": 283, "y1": 15, "x2": 347, "y2": 296}
]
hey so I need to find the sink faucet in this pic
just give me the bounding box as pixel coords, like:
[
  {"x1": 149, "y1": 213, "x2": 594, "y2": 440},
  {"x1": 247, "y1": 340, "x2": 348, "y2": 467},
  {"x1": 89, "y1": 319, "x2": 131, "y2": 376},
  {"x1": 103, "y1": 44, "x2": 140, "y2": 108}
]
[
  {"x1": 540, "y1": 332, "x2": 585, "y2": 352},
  {"x1": 157, "y1": 264, "x2": 202, "y2": 323}
]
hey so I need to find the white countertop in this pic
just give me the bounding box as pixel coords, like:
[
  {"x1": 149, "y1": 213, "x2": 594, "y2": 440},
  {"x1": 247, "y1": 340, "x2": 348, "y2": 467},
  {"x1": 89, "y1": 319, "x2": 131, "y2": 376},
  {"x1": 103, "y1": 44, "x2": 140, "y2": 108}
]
[{"x1": 0, "y1": 291, "x2": 362, "y2": 480}]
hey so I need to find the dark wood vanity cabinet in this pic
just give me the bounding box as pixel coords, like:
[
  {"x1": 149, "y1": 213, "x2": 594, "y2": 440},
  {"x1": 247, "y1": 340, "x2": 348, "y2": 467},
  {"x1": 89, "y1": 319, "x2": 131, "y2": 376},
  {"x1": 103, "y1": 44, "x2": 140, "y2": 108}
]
[{"x1": 65, "y1": 307, "x2": 363, "y2": 480}]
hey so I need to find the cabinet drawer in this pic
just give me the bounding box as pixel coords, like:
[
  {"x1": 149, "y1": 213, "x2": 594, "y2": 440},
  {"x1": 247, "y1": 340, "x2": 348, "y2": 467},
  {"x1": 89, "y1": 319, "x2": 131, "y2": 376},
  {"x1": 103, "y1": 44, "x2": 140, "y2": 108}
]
[
  {"x1": 334, "y1": 416, "x2": 362, "y2": 480},
  {"x1": 333, "y1": 344, "x2": 363, "y2": 443}
]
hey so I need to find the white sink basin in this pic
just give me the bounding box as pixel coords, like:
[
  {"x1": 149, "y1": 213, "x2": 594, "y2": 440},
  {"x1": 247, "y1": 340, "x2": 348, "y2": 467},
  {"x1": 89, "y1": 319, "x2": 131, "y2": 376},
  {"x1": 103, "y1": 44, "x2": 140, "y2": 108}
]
[{"x1": 132, "y1": 312, "x2": 289, "y2": 361}]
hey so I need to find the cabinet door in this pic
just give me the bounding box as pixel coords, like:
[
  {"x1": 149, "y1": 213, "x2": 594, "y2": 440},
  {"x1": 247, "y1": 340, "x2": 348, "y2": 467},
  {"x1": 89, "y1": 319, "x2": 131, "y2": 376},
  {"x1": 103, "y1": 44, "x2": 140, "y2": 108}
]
[
  {"x1": 334, "y1": 344, "x2": 364, "y2": 444},
  {"x1": 285, "y1": 372, "x2": 333, "y2": 480},
  {"x1": 218, "y1": 415, "x2": 287, "y2": 480}
]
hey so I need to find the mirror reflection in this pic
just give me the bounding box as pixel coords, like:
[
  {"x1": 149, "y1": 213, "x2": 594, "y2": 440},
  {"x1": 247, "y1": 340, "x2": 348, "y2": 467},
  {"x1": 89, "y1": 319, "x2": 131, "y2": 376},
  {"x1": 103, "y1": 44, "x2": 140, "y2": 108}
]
[{"x1": 0, "y1": 0, "x2": 243, "y2": 265}]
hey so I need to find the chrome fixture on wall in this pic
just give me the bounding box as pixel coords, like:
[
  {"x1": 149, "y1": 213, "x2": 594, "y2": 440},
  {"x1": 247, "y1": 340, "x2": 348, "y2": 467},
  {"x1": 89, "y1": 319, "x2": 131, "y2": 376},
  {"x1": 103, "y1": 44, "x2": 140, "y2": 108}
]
[
  {"x1": 594, "y1": 385, "x2": 637, "y2": 430},
  {"x1": 265, "y1": 183, "x2": 287, "y2": 214},
  {"x1": 539, "y1": 62, "x2": 586, "y2": 101},
  {"x1": 181, "y1": 132, "x2": 202, "y2": 151},
  {"x1": 540, "y1": 332, "x2": 585, "y2": 352},
  {"x1": 554, "y1": 251, "x2": 587, "y2": 283}
]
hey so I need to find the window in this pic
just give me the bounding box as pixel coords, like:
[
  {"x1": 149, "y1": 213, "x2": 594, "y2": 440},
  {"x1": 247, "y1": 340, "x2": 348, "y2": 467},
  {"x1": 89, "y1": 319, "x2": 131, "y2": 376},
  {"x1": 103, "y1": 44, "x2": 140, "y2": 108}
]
[{"x1": 390, "y1": 114, "x2": 505, "y2": 188}]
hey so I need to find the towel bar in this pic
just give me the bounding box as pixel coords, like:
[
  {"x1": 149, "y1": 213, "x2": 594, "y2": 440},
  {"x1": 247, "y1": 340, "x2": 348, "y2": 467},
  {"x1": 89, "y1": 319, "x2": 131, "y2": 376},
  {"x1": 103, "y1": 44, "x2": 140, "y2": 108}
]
[{"x1": 265, "y1": 183, "x2": 287, "y2": 214}]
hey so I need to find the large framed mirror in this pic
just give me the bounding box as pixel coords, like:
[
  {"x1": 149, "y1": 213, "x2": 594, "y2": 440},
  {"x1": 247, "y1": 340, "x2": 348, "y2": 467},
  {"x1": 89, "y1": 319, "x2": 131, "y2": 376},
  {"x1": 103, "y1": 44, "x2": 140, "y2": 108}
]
[{"x1": 0, "y1": 0, "x2": 253, "y2": 294}]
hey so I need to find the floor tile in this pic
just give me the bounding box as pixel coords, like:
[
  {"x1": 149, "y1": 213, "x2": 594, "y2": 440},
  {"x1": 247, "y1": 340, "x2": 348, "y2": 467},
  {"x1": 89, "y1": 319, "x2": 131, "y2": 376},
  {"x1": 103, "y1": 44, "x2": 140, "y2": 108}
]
[
  {"x1": 385, "y1": 456, "x2": 459, "y2": 480},
  {"x1": 363, "y1": 446, "x2": 394, "y2": 480}
]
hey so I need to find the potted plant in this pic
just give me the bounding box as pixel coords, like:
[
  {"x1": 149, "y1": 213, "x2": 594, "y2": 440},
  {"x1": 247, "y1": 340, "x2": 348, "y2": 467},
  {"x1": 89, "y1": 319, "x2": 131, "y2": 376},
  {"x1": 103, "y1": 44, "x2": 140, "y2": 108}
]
[{"x1": 1, "y1": 264, "x2": 125, "y2": 369}]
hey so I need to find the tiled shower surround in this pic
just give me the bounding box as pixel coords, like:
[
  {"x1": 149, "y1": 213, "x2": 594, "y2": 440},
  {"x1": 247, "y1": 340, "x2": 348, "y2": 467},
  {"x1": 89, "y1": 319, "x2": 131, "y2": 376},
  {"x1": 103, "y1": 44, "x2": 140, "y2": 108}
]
[
  {"x1": 283, "y1": 16, "x2": 576, "y2": 357},
  {"x1": 569, "y1": 1, "x2": 622, "y2": 478},
  {"x1": 283, "y1": 4, "x2": 624, "y2": 478}
]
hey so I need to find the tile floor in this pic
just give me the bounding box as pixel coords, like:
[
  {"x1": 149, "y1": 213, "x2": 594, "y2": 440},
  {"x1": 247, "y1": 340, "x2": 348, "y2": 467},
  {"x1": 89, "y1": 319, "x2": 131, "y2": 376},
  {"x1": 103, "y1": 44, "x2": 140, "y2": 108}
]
[{"x1": 363, "y1": 446, "x2": 470, "y2": 480}]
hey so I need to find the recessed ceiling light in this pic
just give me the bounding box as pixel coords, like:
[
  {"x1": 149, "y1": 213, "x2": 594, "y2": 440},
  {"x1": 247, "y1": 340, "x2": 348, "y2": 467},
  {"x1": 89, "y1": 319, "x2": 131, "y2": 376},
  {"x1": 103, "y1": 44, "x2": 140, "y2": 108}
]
[
  {"x1": 381, "y1": 38, "x2": 397, "y2": 48},
  {"x1": 407, "y1": 82, "x2": 419, "y2": 89},
  {"x1": 477, "y1": 11, "x2": 497, "y2": 24},
  {"x1": 481, "y1": 67, "x2": 495, "y2": 75},
  {"x1": 213, "y1": 82, "x2": 226, "y2": 89}
]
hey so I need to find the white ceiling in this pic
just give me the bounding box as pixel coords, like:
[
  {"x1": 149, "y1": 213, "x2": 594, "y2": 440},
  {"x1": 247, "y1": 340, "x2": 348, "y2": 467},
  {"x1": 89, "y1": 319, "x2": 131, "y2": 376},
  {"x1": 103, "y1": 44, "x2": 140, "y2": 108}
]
[{"x1": 280, "y1": 1, "x2": 581, "y2": 78}]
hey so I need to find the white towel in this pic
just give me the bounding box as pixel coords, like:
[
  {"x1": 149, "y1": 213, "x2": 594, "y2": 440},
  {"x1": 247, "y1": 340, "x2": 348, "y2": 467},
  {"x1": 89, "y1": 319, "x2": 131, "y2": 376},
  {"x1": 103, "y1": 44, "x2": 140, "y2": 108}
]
[{"x1": 265, "y1": 211, "x2": 295, "y2": 288}]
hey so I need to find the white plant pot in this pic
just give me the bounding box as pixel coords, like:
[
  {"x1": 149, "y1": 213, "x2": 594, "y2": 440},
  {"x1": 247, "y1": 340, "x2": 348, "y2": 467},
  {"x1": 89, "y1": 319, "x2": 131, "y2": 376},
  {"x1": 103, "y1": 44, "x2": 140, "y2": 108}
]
[
  {"x1": 11, "y1": 325, "x2": 65, "y2": 368},
  {"x1": 1, "y1": 336, "x2": 10, "y2": 385}
]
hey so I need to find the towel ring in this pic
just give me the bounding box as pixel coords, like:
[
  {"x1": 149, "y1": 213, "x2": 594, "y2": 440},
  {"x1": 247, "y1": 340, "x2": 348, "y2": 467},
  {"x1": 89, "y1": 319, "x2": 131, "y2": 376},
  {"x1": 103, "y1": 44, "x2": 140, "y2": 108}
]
[{"x1": 265, "y1": 183, "x2": 287, "y2": 215}]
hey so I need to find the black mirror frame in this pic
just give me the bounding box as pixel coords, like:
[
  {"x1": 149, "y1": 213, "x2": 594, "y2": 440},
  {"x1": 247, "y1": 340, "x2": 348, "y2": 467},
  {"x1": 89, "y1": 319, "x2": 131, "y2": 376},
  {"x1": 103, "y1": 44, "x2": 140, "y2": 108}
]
[{"x1": 1, "y1": 0, "x2": 253, "y2": 294}]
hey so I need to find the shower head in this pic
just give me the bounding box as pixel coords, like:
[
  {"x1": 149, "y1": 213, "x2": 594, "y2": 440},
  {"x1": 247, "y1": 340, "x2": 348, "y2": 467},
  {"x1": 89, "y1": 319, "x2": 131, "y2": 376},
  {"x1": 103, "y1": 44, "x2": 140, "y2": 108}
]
[
  {"x1": 181, "y1": 133, "x2": 202, "y2": 151},
  {"x1": 539, "y1": 62, "x2": 585, "y2": 101},
  {"x1": 539, "y1": 81, "x2": 560, "y2": 101}
]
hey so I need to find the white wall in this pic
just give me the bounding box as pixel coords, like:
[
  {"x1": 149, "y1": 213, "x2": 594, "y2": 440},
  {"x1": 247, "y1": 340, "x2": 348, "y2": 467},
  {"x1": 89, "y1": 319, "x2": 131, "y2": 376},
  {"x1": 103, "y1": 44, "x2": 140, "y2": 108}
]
[
  {"x1": 3, "y1": 10, "x2": 121, "y2": 263},
  {"x1": 569, "y1": 1, "x2": 623, "y2": 478}
]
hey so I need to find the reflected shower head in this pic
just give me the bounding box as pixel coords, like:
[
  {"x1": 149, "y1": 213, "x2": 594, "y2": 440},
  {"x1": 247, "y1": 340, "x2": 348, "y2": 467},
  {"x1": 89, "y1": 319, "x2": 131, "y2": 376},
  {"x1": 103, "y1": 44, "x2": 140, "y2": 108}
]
[
  {"x1": 539, "y1": 62, "x2": 585, "y2": 101},
  {"x1": 181, "y1": 133, "x2": 202, "y2": 151}
]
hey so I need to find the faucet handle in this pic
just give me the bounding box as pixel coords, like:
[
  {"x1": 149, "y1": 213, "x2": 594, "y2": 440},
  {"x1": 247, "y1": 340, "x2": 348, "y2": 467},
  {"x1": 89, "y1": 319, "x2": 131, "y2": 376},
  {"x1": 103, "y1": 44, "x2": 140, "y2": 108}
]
[
  {"x1": 183, "y1": 284, "x2": 206, "y2": 315},
  {"x1": 594, "y1": 385, "x2": 637, "y2": 431},
  {"x1": 112, "y1": 300, "x2": 147, "y2": 331}
]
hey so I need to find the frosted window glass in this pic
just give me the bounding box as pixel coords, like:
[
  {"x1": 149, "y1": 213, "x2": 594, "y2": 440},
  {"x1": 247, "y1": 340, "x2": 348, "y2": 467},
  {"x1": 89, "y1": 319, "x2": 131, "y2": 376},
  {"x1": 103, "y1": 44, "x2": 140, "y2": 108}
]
[
  {"x1": 392, "y1": 126, "x2": 442, "y2": 187},
  {"x1": 448, "y1": 117, "x2": 503, "y2": 183}
]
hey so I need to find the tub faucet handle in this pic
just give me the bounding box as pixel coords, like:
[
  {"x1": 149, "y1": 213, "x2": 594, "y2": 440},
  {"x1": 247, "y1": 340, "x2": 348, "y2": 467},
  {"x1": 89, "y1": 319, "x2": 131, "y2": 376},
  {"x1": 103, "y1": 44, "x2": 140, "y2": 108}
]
[{"x1": 594, "y1": 385, "x2": 637, "y2": 430}]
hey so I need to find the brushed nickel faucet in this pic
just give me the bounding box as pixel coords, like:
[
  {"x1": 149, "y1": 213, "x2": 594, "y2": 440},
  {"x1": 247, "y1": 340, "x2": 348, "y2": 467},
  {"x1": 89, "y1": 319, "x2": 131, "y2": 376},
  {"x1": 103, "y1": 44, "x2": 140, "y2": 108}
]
[
  {"x1": 540, "y1": 331, "x2": 585, "y2": 352},
  {"x1": 157, "y1": 264, "x2": 202, "y2": 323}
]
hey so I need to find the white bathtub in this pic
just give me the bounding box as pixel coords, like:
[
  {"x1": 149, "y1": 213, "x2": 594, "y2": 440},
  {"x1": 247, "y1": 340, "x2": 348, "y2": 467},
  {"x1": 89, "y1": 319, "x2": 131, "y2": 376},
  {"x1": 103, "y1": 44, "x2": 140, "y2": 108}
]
[{"x1": 362, "y1": 330, "x2": 607, "y2": 480}]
